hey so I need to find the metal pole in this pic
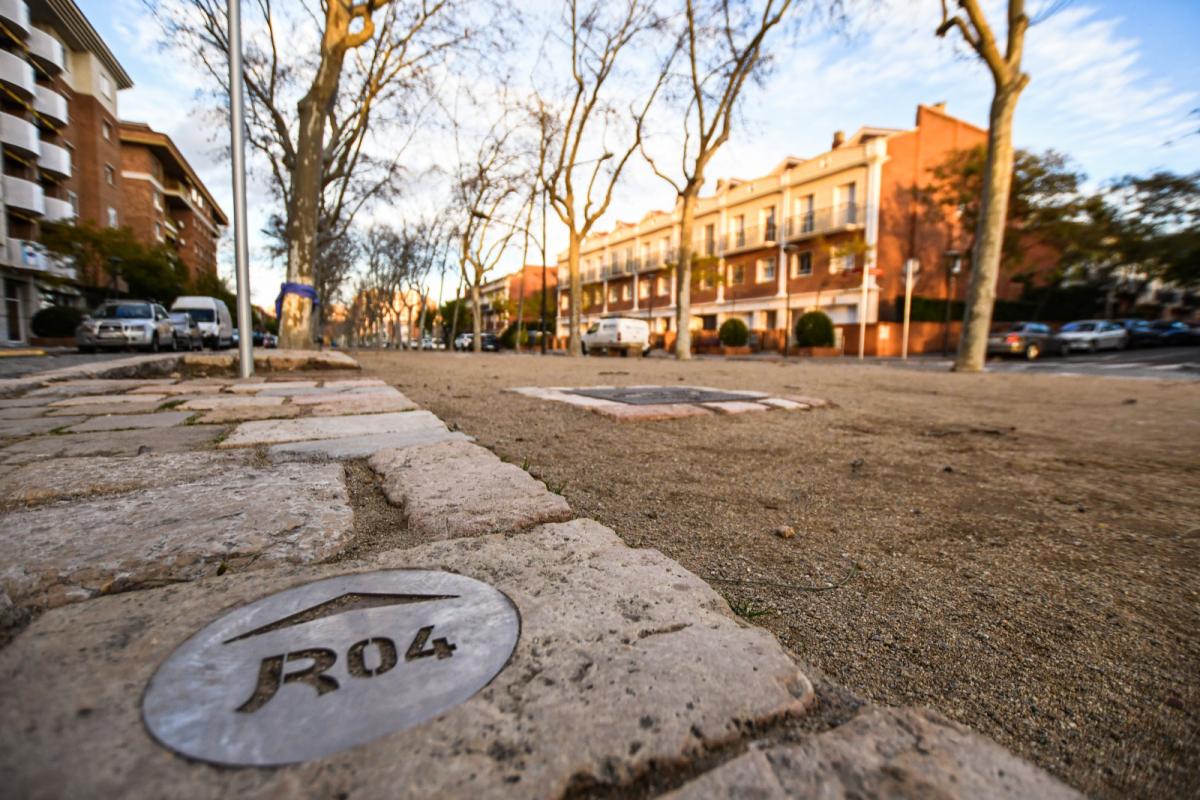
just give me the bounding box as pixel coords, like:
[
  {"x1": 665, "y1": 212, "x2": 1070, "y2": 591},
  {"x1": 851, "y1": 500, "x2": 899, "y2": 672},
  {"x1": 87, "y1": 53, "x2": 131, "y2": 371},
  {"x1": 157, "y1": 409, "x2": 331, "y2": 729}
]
[
  {"x1": 228, "y1": 0, "x2": 253, "y2": 379},
  {"x1": 857, "y1": 263, "x2": 868, "y2": 360},
  {"x1": 539, "y1": 183, "x2": 548, "y2": 355}
]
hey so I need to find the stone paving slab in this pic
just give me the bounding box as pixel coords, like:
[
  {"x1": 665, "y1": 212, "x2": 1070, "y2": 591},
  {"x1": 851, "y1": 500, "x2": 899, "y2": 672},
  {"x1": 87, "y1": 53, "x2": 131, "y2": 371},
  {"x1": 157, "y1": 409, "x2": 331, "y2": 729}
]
[
  {"x1": 591, "y1": 402, "x2": 714, "y2": 421},
  {"x1": 28, "y1": 379, "x2": 175, "y2": 397},
  {"x1": 255, "y1": 384, "x2": 326, "y2": 396},
  {"x1": 322, "y1": 378, "x2": 388, "y2": 390},
  {"x1": 268, "y1": 428, "x2": 470, "y2": 462},
  {"x1": 370, "y1": 439, "x2": 573, "y2": 539},
  {"x1": 179, "y1": 395, "x2": 286, "y2": 410},
  {"x1": 221, "y1": 411, "x2": 427, "y2": 448},
  {"x1": 0, "y1": 395, "x2": 55, "y2": 408},
  {"x1": 66, "y1": 411, "x2": 193, "y2": 433},
  {"x1": 46, "y1": 400, "x2": 167, "y2": 417},
  {"x1": 701, "y1": 400, "x2": 771, "y2": 415},
  {"x1": 0, "y1": 415, "x2": 86, "y2": 437},
  {"x1": 666, "y1": 707, "x2": 1084, "y2": 799},
  {"x1": 0, "y1": 425, "x2": 225, "y2": 465},
  {"x1": 50, "y1": 394, "x2": 168, "y2": 407},
  {"x1": 760, "y1": 397, "x2": 811, "y2": 411},
  {"x1": 199, "y1": 405, "x2": 303, "y2": 424},
  {"x1": 129, "y1": 381, "x2": 228, "y2": 395},
  {"x1": 286, "y1": 386, "x2": 403, "y2": 404},
  {"x1": 0, "y1": 405, "x2": 48, "y2": 420},
  {"x1": 0, "y1": 462, "x2": 352, "y2": 611},
  {"x1": 0, "y1": 451, "x2": 255, "y2": 506},
  {"x1": 0, "y1": 519, "x2": 811, "y2": 798},
  {"x1": 308, "y1": 393, "x2": 419, "y2": 416}
]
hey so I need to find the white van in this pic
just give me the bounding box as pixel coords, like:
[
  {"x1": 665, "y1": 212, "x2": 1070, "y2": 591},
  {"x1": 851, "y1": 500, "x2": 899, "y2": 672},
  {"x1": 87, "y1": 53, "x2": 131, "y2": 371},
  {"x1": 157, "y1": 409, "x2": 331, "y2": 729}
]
[
  {"x1": 581, "y1": 317, "x2": 651, "y2": 356},
  {"x1": 171, "y1": 296, "x2": 234, "y2": 349}
]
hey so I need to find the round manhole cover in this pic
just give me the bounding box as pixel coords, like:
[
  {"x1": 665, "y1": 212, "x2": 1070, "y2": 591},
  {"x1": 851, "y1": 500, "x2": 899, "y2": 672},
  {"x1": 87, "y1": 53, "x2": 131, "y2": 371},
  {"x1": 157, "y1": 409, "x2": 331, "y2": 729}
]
[{"x1": 142, "y1": 570, "x2": 519, "y2": 766}]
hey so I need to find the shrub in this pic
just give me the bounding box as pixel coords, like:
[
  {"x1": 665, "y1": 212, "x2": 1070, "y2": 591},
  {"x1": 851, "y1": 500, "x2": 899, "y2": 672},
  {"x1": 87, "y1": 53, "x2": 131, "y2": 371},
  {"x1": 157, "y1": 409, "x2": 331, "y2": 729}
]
[
  {"x1": 31, "y1": 305, "x2": 84, "y2": 338},
  {"x1": 795, "y1": 310, "x2": 834, "y2": 347},
  {"x1": 718, "y1": 317, "x2": 749, "y2": 347},
  {"x1": 498, "y1": 323, "x2": 529, "y2": 349}
]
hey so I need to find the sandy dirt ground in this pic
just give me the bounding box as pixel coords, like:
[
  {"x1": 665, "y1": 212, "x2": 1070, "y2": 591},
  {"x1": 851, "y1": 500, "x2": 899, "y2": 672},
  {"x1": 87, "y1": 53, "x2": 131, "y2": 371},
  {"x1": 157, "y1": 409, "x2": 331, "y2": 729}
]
[{"x1": 356, "y1": 349, "x2": 1199, "y2": 799}]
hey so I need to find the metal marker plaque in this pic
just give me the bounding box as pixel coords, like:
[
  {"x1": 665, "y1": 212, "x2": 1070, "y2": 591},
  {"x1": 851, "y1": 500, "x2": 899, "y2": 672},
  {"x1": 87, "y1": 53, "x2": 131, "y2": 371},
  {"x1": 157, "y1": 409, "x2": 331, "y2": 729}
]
[
  {"x1": 142, "y1": 570, "x2": 519, "y2": 766},
  {"x1": 567, "y1": 386, "x2": 759, "y2": 406}
]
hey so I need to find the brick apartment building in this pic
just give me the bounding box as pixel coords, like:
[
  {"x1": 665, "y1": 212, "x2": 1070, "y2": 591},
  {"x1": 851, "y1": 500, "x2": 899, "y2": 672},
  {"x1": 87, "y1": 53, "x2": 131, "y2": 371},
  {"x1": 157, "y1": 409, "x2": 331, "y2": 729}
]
[
  {"x1": 0, "y1": 0, "x2": 131, "y2": 343},
  {"x1": 479, "y1": 264, "x2": 558, "y2": 332},
  {"x1": 119, "y1": 121, "x2": 227, "y2": 286},
  {"x1": 555, "y1": 104, "x2": 1037, "y2": 355}
]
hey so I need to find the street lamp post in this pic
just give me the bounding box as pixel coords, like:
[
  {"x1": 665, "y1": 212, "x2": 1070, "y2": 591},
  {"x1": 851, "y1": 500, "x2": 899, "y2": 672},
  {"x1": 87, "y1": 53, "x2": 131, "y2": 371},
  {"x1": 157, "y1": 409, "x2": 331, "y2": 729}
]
[{"x1": 228, "y1": 0, "x2": 253, "y2": 379}]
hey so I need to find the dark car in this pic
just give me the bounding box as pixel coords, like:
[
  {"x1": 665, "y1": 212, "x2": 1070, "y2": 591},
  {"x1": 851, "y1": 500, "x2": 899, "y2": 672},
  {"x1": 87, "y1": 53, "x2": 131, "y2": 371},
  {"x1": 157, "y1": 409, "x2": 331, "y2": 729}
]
[
  {"x1": 1115, "y1": 319, "x2": 1160, "y2": 348},
  {"x1": 479, "y1": 332, "x2": 500, "y2": 352},
  {"x1": 168, "y1": 312, "x2": 204, "y2": 351},
  {"x1": 1149, "y1": 320, "x2": 1199, "y2": 346},
  {"x1": 986, "y1": 321, "x2": 1064, "y2": 360}
]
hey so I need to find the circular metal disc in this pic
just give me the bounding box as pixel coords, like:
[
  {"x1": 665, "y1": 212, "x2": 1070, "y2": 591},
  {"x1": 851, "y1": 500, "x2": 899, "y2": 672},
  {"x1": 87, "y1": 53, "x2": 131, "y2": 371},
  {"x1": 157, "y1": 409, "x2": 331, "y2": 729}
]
[{"x1": 142, "y1": 570, "x2": 520, "y2": 766}]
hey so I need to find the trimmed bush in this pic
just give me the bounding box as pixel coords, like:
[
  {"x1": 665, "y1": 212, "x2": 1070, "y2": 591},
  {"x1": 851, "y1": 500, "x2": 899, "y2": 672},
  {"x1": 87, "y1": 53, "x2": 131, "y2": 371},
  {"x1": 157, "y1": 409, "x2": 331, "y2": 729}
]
[
  {"x1": 718, "y1": 317, "x2": 749, "y2": 347},
  {"x1": 498, "y1": 323, "x2": 529, "y2": 349},
  {"x1": 795, "y1": 310, "x2": 834, "y2": 347},
  {"x1": 31, "y1": 305, "x2": 84, "y2": 338}
]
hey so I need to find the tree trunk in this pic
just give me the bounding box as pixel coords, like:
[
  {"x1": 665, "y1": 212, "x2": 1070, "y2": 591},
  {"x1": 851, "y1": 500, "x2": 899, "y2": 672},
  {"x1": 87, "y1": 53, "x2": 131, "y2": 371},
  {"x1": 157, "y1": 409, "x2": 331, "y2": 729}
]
[
  {"x1": 471, "y1": 279, "x2": 482, "y2": 353},
  {"x1": 567, "y1": 230, "x2": 583, "y2": 356},
  {"x1": 955, "y1": 85, "x2": 1021, "y2": 372},
  {"x1": 279, "y1": 3, "x2": 357, "y2": 350},
  {"x1": 674, "y1": 191, "x2": 697, "y2": 360},
  {"x1": 448, "y1": 270, "x2": 464, "y2": 348}
]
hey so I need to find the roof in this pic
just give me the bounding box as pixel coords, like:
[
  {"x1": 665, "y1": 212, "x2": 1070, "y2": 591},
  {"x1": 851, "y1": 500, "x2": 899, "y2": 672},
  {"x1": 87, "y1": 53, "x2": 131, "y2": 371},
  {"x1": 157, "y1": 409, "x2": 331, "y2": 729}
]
[
  {"x1": 28, "y1": 0, "x2": 133, "y2": 90},
  {"x1": 118, "y1": 122, "x2": 229, "y2": 226}
]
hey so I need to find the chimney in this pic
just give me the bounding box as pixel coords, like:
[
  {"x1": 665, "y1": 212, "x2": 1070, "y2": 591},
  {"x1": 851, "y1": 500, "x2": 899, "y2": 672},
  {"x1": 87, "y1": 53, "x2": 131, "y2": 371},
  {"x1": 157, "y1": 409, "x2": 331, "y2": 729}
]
[
  {"x1": 831, "y1": 130, "x2": 845, "y2": 149},
  {"x1": 931, "y1": 101, "x2": 946, "y2": 112}
]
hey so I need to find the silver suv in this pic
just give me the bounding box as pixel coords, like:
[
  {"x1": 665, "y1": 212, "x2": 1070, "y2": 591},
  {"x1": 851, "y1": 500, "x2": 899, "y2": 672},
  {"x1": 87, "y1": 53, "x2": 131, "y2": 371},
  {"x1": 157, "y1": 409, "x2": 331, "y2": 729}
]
[{"x1": 76, "y1": 301, "x2": 177, "y2": 353}]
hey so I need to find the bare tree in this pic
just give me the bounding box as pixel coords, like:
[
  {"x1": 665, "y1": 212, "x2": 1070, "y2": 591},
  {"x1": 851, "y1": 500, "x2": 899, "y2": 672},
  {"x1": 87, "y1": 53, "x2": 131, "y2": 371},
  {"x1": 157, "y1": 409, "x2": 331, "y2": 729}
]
[
  {"x1": 453, "y1": 110, "x2": 527, "y2": 353},
  {"x1": 536, "y1": 0, "x2": 675, "y2": 356},
  {"x1": 151, "y1": 0, "x2": 484, "y2": 348},
  {"x1": 937, "y1": 0, "x2": 1030, "y2": 371},
  {"x1": 642, "y1": 0, "x2": 794, "y2": 359}
]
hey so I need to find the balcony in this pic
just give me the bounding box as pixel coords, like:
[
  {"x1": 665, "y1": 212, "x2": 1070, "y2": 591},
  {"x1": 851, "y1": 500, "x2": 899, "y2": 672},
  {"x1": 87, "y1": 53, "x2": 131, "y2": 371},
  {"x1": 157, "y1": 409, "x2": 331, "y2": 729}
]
[
  {"x1": 7, "y1": 237, "x2": 74, "y2": 278},
  {"x1": 0, "y1": 111, "x2": 37, "y2": 155},
  {"x1": 784, "y1": 203, "x2": 865, "y2": 240},
  {"x1": 0, "y1": 49, "x2": 35, "y2": 97},
  {"x1": 720, "y1": 223, "x2": 779, "y2": 255},
  {"x1": 27, "y1": 28, "x2": 64, "y2": 74},
  {"x1": 37, "y1": 139, "x2": 70, "y2": 178},
  {"x1": 33, "y1": 84, "x2": 67, "y2": 126},
  {"x1": 43, "y1": 195, "x2": 72, "y2": 221},
  {"x1": 4, "y1": 174, "x2": 43, "y2": 215},
  {"x1": 0, "y1": 0, "x2": 30, "y2": 39}
]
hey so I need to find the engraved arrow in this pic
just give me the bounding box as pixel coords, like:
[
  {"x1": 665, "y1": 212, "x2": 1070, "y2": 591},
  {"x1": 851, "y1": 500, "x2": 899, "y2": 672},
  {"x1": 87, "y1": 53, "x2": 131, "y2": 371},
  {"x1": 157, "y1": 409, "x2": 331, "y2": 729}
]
[{"x1": 223, "y1": 592, "x2": 459, "y2": 644}]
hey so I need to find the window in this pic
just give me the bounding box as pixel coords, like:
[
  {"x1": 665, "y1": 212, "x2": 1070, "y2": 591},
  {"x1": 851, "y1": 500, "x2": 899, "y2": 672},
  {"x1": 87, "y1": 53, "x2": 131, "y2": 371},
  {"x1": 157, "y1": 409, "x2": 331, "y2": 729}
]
[
  {"x1": 661, "y1": 236, "x2": 671, "y2": 259},
  {"x1": 764, "y1": 208, "x2": 777, "y2": 241},
  {"x1": 153, "y1": 191, "x2": 162, "y2": 211},
  {"x1": 154, "y1": 222, "x2": 162, "y2": 241},
  {"x1": 830, "y1": 252, "x2": 855, "y2": 274},
  {"x1": 790, "y1": 251, "x2": 812, "y2": 277},
  {"x1": 621, "y1": 284, "x2": 631, "y2": 301},
  {"x1": 758, "y1": 257, "x2": 776, "y2": 282},
  {"x1": 609, "y1": 286, "x2": 619, "y2": 304},
  {"x1": 733, "y1": 215, "x2": 746, "y2": 248},
  {"x1": 704, "y1": 224, "x2": 715, "y2": 256},
  {"x1": 100, "y1": 74, "x2": 112, "y2": 98},
  {"x1": 638, "y1": 280, "x2": 650, "y2": 299},
  {"x1": 731, "y1": 264, "x2": 745, "y2": 284},
  {"x1": 656, "y1": 276, "x2": 667, "y2": 295},
  {"x1": 560, "y1": 294, "x2": 569, "y2": 311},
  {"x1": 624, "y1": 246, "x2": 633, "y2": 270},
  {"x1": 104, "y1": 164, "x2": 115, "y2": 185},
  {"x1": 795, "y1": 194, "x2": 814, "y2": 233},
  {"x1": 840, "y1": 182, "x2": 858, "y2": 223},
  {"x1": 102, "y1": 121, "x2": 112, "y2": 141},
  {"x1": 68, "y1": 191, "x2": 78, "y2": 215},
  {"x1": 106, "y1": 206, "x2": 118, "y2": 227}
]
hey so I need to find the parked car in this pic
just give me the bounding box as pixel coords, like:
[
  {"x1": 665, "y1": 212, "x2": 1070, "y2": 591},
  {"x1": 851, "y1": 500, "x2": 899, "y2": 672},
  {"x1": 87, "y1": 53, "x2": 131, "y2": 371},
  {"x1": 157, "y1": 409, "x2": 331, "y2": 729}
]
[
  {"x1": 454, "y1": 332, "x2": 497, "y2": 351},
  {"x1": 76, "y1": 301, "x2": 176, "y2": 353},
  {"x1": 581, "y1": 317, "x2": 651, "y2": 357},
  {"x1": 1148, "y1": 319, "x2": 1199, "y2": 346},
  {"x1": 170, "y1": 296, "x2": 234, "y2": 349},
  {"x1": 986, "y1": 321, "x2": 1064, "y2": 360},
  {"x1": 453, "y1": 332, "x2": 473, "y2": 351},
  {"x1": 419, "y1": 335, "x2": 444, "y2": 350},
  {"x1": 479, "y1": 332, "x2": 499, "y2": 352},
  {"x1": 168, "y1": 311, "x2": 204, "y2": 351},
  {"x1": 1057, "y1": 320, "x2": 1127, "y2": 353},
  {"x1": 1115, "y1": 319, "x2": 1160, "y2": 348},
  {"x1": 262, "y1": 333, "x2": 278, "y2": 349}
]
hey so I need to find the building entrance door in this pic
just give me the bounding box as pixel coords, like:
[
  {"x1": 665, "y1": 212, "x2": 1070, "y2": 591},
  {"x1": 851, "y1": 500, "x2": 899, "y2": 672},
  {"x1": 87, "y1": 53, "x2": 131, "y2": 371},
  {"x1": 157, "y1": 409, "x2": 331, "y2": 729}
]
[{"x1": 5, "y1": 278, "x2": 23, "y2": 342}]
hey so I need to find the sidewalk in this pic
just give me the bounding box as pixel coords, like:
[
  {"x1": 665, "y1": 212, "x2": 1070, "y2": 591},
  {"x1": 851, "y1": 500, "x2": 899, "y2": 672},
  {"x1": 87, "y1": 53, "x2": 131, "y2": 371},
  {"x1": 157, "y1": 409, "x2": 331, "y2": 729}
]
[{"x1": 0, "y1": 353, "x2": 1080, "y2": 798}]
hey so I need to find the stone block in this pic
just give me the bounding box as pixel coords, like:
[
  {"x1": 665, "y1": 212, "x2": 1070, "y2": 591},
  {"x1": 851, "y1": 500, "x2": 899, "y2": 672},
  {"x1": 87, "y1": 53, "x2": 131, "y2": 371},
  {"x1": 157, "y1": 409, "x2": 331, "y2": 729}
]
[
  {"x1": 668, "y1": 707, "x2": 1084, "y2": 799},
  {"x1": 66, "y1": 411, "x2": 193, "y2": 433},
  {"x1": 701, "y1": 401, "x2": 771, "y2": 415},
  {"x1": 0, "y1": 426, "x2": 225, "y2": 465},
  {"x1": 50, "y1": 394, "x2": 167, "y2": 407},
  {"x1": 0, "y1": 451, "x2": 254, "y2": 506},
  {"x1": 221, "y1": 411, "x2": 430, "y2": 448},
  {"x1": 308, "y1": 394, "x2": 419, "y2": 416},
  {"x1": 179, "y1": 395, "x2": 286, "y2": 410},
  {"x1": 28, "y1": 379, "x2": 174, "y2": 397},
  {"x1": 369, "y1": 439, "x2": 572, "y2": 539},
  {"x1": 0, "y1": 519, "x2": 811, "y2": 798},
  {"x1": 199, "y1": 405, "x2": 303, "y2": 424},
  {"x1": 0, "y1": 406, "x2": 47, "y2": 420},
  {"x1": 0, "y1": 462, "x2": 352, "y2": 611},
  {"x1": 590, "y1": 402, "x2": 713, "y2": 421},
  {"x1": 760, "y1": 397, "x2": 811, "y2": 411},
  {"x1": 0, "y1": 416, "x2": 86, "y2": 437},
  {"x1": 46, "y1": 401, "x2": 167, "y2": 417}
]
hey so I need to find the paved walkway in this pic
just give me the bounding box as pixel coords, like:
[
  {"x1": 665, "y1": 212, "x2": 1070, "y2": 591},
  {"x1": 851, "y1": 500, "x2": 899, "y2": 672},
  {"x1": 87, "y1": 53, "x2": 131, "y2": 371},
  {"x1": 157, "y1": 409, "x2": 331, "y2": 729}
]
[{"x1": 0, "y1": 353, "x2": 1081, "y2": 798}]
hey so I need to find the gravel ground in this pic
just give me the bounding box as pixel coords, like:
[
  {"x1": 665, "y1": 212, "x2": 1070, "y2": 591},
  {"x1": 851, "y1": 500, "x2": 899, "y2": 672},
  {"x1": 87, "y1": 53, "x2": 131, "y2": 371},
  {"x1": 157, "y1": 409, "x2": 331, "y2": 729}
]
[{"x1": 356, "y1": 349, "x2": 1198, "y2": 799}]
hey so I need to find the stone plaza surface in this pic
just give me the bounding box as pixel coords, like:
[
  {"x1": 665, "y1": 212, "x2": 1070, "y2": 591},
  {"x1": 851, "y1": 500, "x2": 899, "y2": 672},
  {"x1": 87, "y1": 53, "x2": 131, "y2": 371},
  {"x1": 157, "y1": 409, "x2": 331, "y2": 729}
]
[
  {"x1": 0, "y1": 354, "x2": 1080, "y2": 798},
  {"x1": 509, "y1": 384, "x2": 829, "y2": 422}
]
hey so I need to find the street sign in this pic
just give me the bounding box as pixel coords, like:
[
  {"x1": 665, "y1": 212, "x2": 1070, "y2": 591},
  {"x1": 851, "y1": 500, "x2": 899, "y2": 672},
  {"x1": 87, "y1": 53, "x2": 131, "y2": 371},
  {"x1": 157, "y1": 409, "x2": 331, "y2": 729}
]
[{"x1": 142, "y1": 571, "x2": 520, "y2": 766}]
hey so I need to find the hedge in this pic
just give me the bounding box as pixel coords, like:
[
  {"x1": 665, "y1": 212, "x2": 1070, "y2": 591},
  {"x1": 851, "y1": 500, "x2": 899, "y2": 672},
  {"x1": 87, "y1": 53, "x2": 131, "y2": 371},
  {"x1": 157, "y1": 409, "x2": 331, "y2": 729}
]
[
  {"x1": 795, "y1": 310, "x2": 834, "y2": 347},
  {"x1": 31, "y1": 305, "x2": 84, "y2": 338},
  {"x1": 718, "y1": 317, "x2": 749, "y2": 347}
]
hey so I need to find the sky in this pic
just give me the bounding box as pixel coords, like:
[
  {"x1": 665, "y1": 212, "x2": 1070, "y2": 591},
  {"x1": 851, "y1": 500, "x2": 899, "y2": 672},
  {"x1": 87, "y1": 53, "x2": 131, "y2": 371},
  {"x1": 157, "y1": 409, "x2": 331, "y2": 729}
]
[{"x1": 79, "y1": 0, "x2": 1200, "y2": 309}]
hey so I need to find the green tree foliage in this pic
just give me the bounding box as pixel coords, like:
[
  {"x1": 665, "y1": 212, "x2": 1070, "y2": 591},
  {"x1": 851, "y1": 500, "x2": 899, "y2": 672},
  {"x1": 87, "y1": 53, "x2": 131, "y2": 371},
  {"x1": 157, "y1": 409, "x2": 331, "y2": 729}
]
[
  {"x1": 40, "y1": 221, "x2": 190, "y2": 303},
  {"x1": 795, "y1": 310, "x2": 834, "y2": 347},
  {"x1": 718, "y1": 317, "x2": 748, "y2": 347},
  {"x1": 1106, "y1": 171, "x2": 1200, "y2": 287},
  {"x1": 439, "y1": 297, "x2": 472, "y2": 334}
]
